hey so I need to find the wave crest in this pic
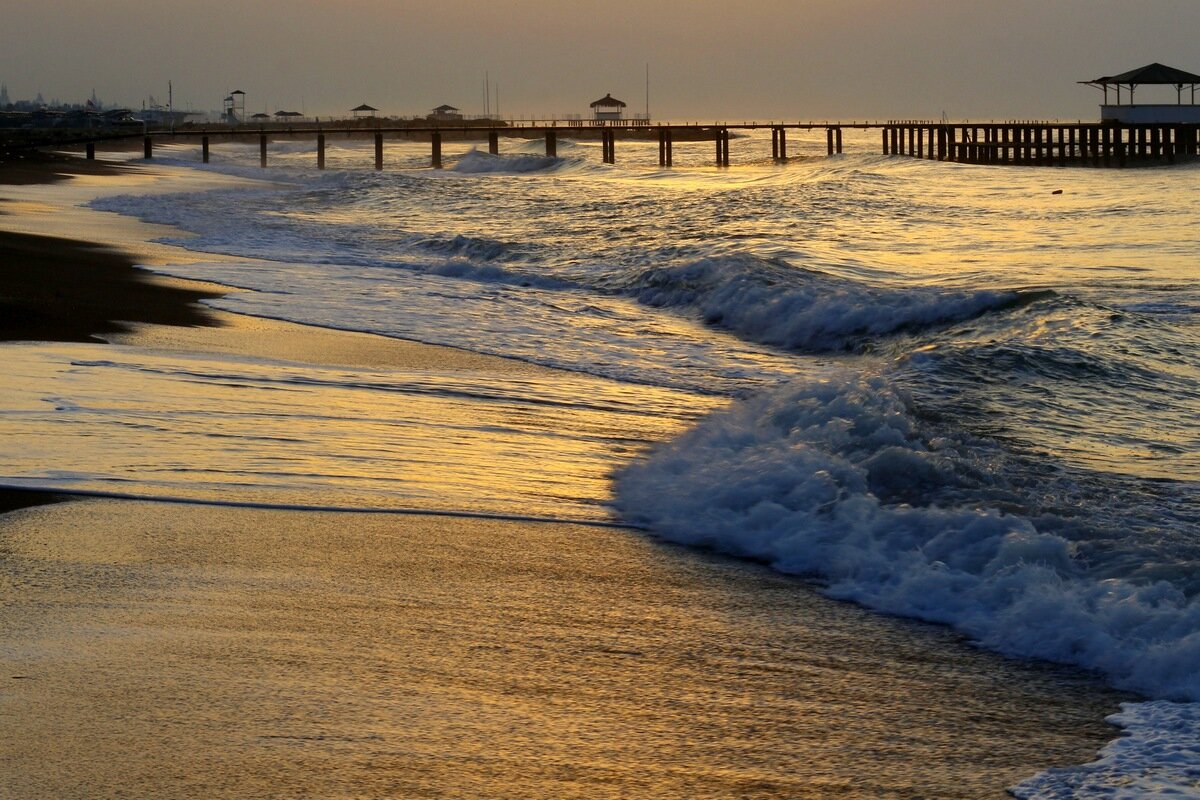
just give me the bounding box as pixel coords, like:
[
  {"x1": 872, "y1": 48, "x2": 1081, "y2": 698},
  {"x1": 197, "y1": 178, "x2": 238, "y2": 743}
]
[{"x1": 624, "y1": 255, "x2": 1033, "y2": 352}]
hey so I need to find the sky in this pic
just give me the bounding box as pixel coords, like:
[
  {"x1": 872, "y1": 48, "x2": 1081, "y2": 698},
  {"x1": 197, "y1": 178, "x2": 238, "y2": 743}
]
[{"x1": 3, "y1": 0, "x2": 1199, "y2": 121}]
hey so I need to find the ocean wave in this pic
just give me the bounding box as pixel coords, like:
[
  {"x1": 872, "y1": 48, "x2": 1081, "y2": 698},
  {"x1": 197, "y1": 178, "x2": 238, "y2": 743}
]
[
  {"x1": 622, "y1": 254, "x2": 1037, "y2": 352},
  {"x1": 613, "y1": 372, "x2": 1200, "y2": 702},
  {"x1": 451, "y1": 149, "x2": 569, "y2": 174}
]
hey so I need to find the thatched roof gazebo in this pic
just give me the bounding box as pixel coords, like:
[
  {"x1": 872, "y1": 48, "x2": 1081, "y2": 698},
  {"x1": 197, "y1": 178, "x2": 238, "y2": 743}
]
[{"x1": 430, "y1": 104, "x2": 462, "y2": 121}]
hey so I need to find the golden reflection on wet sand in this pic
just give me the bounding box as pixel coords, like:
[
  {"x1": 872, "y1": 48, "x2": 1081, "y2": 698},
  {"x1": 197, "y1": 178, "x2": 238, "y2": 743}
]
[{"x1": 1, "y1": 499, "x2": 1127, "y2": 799}]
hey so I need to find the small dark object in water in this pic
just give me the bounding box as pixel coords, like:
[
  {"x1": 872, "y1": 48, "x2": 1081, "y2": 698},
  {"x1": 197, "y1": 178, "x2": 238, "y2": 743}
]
[{"x1": 1052, "y1": 189, "x2": 1063, "y2": 195}]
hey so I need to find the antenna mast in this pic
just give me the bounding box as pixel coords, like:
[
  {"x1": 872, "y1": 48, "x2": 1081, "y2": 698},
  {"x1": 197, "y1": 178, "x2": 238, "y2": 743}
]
[{"x1": 645, "y1": 64, "x2": 650, "y2": 119}]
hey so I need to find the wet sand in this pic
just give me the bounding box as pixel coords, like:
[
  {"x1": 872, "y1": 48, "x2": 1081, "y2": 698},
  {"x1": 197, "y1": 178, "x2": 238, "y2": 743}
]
[{"x1": 0, "y1": 154, "x2": 1133, "y2": 798}]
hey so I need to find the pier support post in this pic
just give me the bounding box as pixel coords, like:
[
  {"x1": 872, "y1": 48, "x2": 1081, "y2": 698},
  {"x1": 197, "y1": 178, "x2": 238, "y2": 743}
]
[
  {"x1": 771, "y1": 127, "x2": 779, "y2": 160},
  {"x1": 948, "y1": 128, "x2": 957, "y2": 162},
  {"x1": 937, "y1": 127, "x2": 945, "y2": 161},
  {"x1": 779, "y1": 128, "x2": 788, "y2": 159},
  {"x1": 882, "y1": 128, "x2": 889, "y2": 155},
  {"x1": 1102, "y1": 126, "x2": 1112, "y2": 167},
  {"x1": 143, "y1": 136, "x2": 153, "y2": 159},
  {"x1": 547, "y1": 129, "x2": 558, "y2": 158},
  {"x1": 432, "y1": 131, "x2": 443, "y2": 169},
  {"x1": 85, "y1": 142, "x2": 95, "y2": 160},
  {"x1": 827, "y1": 127, "x2": 835, "y2": 156},
  {"x1": 488, "y1": 130, "x2": 499, "y2": 155},
  {"x1": 317, "y1": 134, "x2": 325, "y2": 170},
  {"x1": 259, "y1": 133, "x2": 267, "y2": 168},
  {"x1": 600, "y1": 129, "x2": 615, "y2": 164},
  {"x1": 916, "y1": 127, "x2": 924, "y2": 159},
  {"x1": 201, "y1": 136, "x2": 210, "y2": 164},
  {"x1": 1151, "y1": 126, "x2": 1161, "y2": 160},
  {"x1": 660, "y1": 128, "x2": 670, "y2": 166},
  {"x1": 374, "y1": 132, "x2": 384, "y2": 170},
  {"x1": 836, "y1": 127, "x2": 842, "y2": 154},
  {"x1": 1115, "y1": 127, "x2": 1126, "y2": 167},
  {"x1": 665, "y1": 129, "x2": 673, "y2": 166}
]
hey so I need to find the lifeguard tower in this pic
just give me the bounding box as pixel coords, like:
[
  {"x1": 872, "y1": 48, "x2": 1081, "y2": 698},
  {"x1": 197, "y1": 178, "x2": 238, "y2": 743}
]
[{"x1": 223, "y1": 90, "x2": 246, "y2": 124}]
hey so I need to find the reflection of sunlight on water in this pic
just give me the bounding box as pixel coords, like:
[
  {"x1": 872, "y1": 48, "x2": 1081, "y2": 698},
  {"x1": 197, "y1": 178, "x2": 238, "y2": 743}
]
[{"x1": 0, "y1": 342, "x2": 720, "y2": 521}]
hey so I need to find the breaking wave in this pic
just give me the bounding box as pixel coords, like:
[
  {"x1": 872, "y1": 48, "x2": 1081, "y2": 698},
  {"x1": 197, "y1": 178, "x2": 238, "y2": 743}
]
[{"x1": 613, "y1": 372, "x2": 1200, "y2": 702}]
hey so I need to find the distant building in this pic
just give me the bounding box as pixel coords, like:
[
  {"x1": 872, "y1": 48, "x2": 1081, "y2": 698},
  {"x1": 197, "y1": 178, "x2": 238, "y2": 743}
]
[
  {"x1": 1081, "y1": 63, "x2": 1200, "y2": 123},
  {"x1": 590, "y1": 93, "x2": 626, "y2": 121},
  {"x1": 351, "y1": 103, "x2": 378, "y2": 118},
  {"x1": 430, "y1": 104, "x2": 462, "y2": 121}
]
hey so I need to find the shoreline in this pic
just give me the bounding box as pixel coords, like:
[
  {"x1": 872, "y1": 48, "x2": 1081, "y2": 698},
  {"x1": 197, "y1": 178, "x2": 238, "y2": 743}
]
[{"x1": 0, "y1": 152, "x2": 1135, "y2": 798}]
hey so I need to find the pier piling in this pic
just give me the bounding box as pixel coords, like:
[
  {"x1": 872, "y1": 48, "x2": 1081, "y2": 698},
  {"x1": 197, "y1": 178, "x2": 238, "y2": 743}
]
[
  {"x1": 488, "y1": 130, "x2": 499, "y2": 155},
  {"x1": 432, "y1": 131, "x2": 442, "y2": 169},
  {"x1": 548, "y1": 129, "x2": 559, "y2": 159},
  {"x1": 201, "y1": 136, "x2": 209, "y2": 164},
  {"x1": 659, "y1": 127, "x2": 674, "y2": 167},
  {"x1": 259, "y1": 133, "x2": 267, "y2": 168},
  {"x1": 85, "y1": 142, "x2": 95, "y2": 160},
  {"x1": 143, "y1": 136, "x2": 152, "y2": 159},
  {"x1": 317, "y1": 133, "x2": 325, "y2": 170},
  {"x1": 374, "y1": 132, "x2": 384, "y2": 171}
]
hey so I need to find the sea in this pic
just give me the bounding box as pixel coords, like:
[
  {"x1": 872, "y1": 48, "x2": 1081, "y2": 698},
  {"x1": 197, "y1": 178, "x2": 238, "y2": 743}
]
[{"x1": 5, "y1": 129, "x2": 1200, "y2": 795}]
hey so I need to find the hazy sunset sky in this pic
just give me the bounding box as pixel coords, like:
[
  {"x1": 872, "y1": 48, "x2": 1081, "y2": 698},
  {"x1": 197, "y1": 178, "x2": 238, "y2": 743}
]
[{"x1": 3, "y1": 0, "x2": 1199, "y2": 120}]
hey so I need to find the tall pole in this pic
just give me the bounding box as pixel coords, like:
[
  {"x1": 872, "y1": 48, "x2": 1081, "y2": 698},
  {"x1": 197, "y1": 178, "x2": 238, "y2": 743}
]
[{"x1": 645, "y1": 63, "x2": 650, "y2": 120}]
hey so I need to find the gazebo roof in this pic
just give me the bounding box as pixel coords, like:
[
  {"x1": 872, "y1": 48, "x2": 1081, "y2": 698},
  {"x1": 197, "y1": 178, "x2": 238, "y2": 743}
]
[
  {"x1": 1083, "y1": 63, "x2": 1200, "y2": 86},
  {"x1": 433, "y1": 104, "x2": 459, "y2": 112},
  {"x1": 590, "y1": 93, "x2": 626, "y2": 108},
  {"x1": 352, "y1": 103, "x2": 378, "y2": 112},
  {"x1": 274, "y1": 110, "x2": 303, "y2": 117},
  {"x1": 250, "y1": 112, "x2": 270, "y2": 119}
]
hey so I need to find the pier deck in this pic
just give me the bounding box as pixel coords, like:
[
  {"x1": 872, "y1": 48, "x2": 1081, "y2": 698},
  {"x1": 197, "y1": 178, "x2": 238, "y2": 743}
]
[{"x1": 18, "y1": 120, "x2": 1199, "y2": 169}]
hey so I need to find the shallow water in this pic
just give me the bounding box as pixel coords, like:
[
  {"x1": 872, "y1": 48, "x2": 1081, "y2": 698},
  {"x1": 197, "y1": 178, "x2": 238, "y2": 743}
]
[{"x1": 3, "y1": 132, "x2": 1199, "y2": 794}]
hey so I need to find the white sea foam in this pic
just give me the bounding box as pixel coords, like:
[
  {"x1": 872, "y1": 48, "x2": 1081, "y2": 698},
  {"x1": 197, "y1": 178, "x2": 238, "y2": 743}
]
[
  {"x1": 1012, "y1": 701, "x2": 1200, "y2": 799},
  {"x1": 613, "y1": 373, "x2": 1200, "y2": 703}
]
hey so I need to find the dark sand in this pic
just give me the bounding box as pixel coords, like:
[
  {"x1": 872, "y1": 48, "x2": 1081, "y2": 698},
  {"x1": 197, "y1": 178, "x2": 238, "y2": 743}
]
[{"x1": 0, "y1": 154, "x2": 1132, "y2": 798}]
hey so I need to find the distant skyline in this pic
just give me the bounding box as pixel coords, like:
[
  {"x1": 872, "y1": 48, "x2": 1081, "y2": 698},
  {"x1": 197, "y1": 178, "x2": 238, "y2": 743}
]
[{"x1": 4, "y1": 0, "x2": 1200, "y2": 121}]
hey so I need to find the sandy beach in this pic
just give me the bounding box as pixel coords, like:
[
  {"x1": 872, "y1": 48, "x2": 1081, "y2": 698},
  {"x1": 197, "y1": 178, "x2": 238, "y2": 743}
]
[{"x1": 0, "y1": 153, "x2": 1132, "y2": 798}]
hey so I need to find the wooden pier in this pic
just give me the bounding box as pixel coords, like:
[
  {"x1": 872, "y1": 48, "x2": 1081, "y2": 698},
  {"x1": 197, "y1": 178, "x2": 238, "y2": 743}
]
[
  {"x1": 882, "y1": 121, "x2": 1200, "y2": 166},
  {"x1": 50, "y1": 119, "x2": 1200, "y2": 170}
]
